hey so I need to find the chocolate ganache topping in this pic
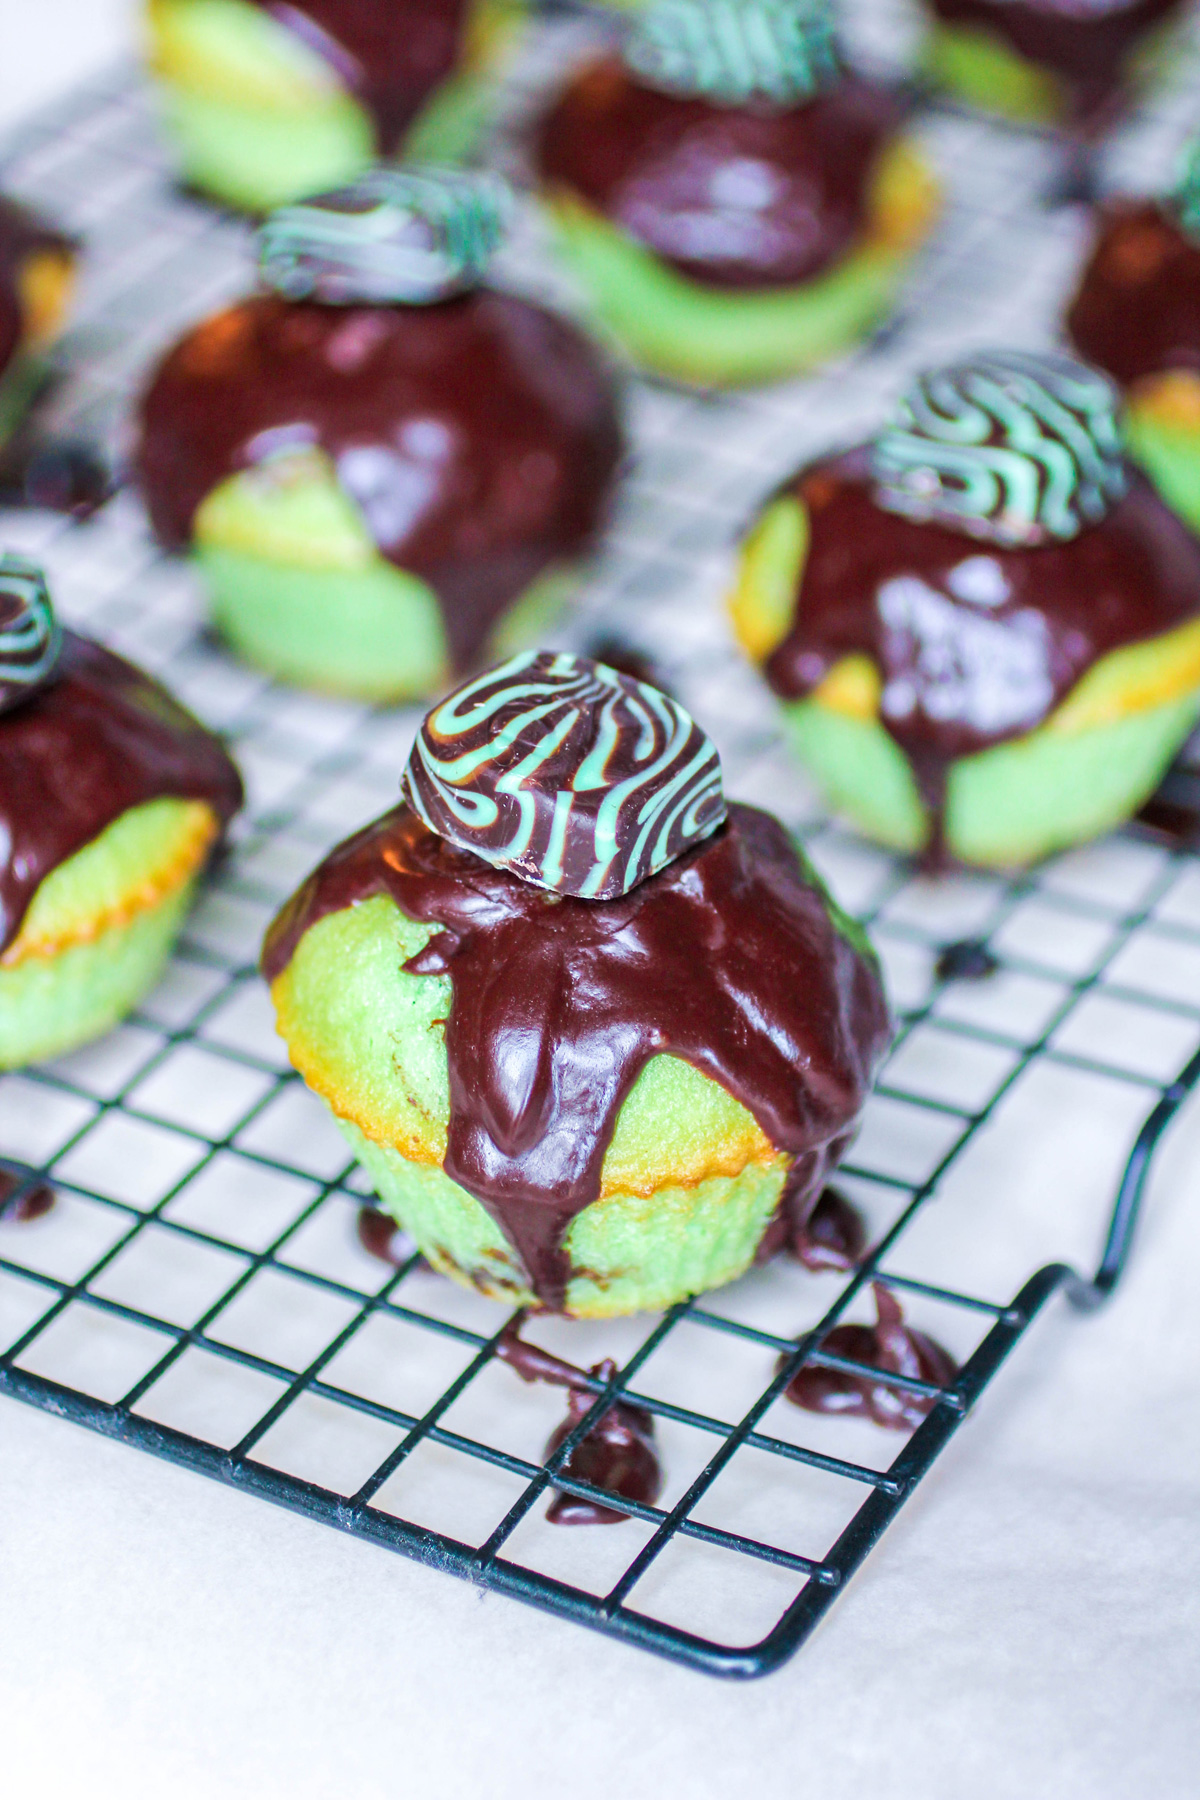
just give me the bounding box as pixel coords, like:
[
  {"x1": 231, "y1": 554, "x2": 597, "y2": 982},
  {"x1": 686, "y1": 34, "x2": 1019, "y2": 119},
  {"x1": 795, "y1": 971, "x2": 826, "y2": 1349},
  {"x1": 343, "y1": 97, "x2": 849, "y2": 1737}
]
[
  {"x1": 243, "y1": 0, "x2": 470, "y2": 155},
  {"x1": 926, "y1": 0, "x2": 1187, "y2": 134},
  {"x1": 263, "y1": 793, "x2": 890, "y2": 1309},
  {"x1": 0, "y1": 562, "x2": 243, "y2": 955},
  {"x1": 764, "y1": 353, "x2": 1200, "y2": 844},
  {"x1": 496, "y1": 1323, "x2": 664, "y2": 1524},
  {"x1": 1067, "y1": 148, "x2": 1200, "y2": 387},
  {"x1": 402, "y1": 651, "x2": 726, "y2": 898},
  {"x1": 535, "y1": 3, "x2": 903, "y2": 292},
  {"x1": 136, "y1": 244, "x2": 623, "y2": 676},
  {"x1": 259, "y1": 168, "x2": 512, "y2": 307},
  {"x1": 0, "y1": 194, "x2": 74, "y2": 381}
]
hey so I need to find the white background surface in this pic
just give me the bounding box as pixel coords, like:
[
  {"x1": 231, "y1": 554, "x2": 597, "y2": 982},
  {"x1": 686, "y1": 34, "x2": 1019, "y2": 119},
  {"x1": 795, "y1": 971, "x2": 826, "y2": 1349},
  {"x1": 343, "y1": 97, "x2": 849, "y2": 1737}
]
[
  {"x1": 0, "y1": 1, "x2": 140, "y2": 133},
  {"x1": 2, "y1": 6, "x2": 1200, "y2": 1798}
]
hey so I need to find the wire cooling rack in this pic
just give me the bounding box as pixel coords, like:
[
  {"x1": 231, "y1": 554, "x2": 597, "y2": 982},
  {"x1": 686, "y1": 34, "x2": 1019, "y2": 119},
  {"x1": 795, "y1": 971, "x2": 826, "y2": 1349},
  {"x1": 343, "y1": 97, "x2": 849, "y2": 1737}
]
[{"x1": 3, "y1": 2, "x2": 1200, "y2": 1682}]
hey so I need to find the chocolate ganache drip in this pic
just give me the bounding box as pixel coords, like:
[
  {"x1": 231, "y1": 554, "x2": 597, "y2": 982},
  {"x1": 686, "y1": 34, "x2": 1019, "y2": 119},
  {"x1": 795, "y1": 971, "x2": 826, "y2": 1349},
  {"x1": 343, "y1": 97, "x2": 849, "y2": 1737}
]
[
  {"x1": 245, "y1": 0, "x2": 470, "y2": 155},
  {"x1": 136, "y1": 283, "x2": 623, "y2": 676},
  {"x1": 764, "y1": 352, "x2": 1200, "y2": 851},
  {"x1": 1067, "y1": 152, "x2": 1200, "y2": 387},
  {"x1": 535, "y1": 22, "x2": 903, "y2": 292},
  {"x1": 0, "y1": 573, "x2": 243, "y2": 954},
  {"x1": 926, "y1": 0, "x2": 1186, "y2": 135},
  {"x1": 263, "y1": 800, "x2": 890, "y2": 1308},
  {"x1": 402, "y1": 651, "x2": 726, "y2": 898},
  {"x1": 781, "y1": 1282, "x2": 958, "y2": 1429},
  {"x1": 496, "y1": 1322, "x2": 664, "y2": 1524}
]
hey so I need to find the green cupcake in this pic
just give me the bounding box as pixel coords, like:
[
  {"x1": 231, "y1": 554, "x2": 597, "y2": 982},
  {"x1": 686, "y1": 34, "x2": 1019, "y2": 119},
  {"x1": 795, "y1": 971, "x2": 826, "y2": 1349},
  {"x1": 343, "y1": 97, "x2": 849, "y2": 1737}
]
[
  {"x1": 135, "y1": 170, "x2": 624, "y2": 702},
  {"x1": 263, "y1": 651, "x2": 890, "y2": 1316},
  {"x1": 0, "y1": 195, "x2": 76, "y2": 450},
  {"x1": 533, "y1": 0, "x2": 940, "y2": 386},
  {"x1": 1067, "y1": 144, "x2": 1200, "y2": 537},
  {"x1": 730, "y1": 350, "x2": 1200, "y2": 868},
  {"x1": 0, "y1": 558, "x2": 243, "y2": 1070},
  {"x1": 918, "y1": 0, "x2": 1186, "y2": 135},
  {"x1": 146, "y1": 0, "x2": 526, "y2": 212}
]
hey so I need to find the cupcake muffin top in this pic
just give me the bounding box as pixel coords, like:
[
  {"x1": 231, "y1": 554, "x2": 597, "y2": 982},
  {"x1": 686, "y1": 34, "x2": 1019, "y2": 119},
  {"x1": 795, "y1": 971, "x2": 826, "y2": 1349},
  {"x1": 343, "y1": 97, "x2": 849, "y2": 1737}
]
[
  {"x1": 756, "y1": 351, "x2": 1200, "y2": 816},
  {"x1": 926, "y1": 0, "x2": 1185, "y2": 131},
  {"x1": 0, "y1": 558, "x2": 243, "y2": 955},
  {"x1": 1067, "y1": 148, "x2": 1200, "y2": 387},
  {"x1": 263, "y1": 651, "x2": 891, "y2": 1307},
  {"x1": 136, "y1": 170, "x2": 624, "y2": 676},
  {"x1": 0, "y1": 194, "x2": 75, "y2": 380},
  {"x1": 535, "y1": 0, "x2": 904, "y2": 290},
  {"x1": 238, "y1": 0, "x2": 471, "y2": 153}
]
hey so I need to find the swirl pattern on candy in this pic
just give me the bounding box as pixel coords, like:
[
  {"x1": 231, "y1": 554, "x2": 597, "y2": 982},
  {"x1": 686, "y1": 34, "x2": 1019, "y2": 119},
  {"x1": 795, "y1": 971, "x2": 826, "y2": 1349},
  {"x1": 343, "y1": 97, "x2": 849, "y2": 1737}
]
[
  {"x1": 0, "y1": 554, "x2": 63, "y2": 716},
  {"x1": 1173, "y1": 138, "x2": 1200, "y2": 243},
  {"x1": 402, "y1": 651, "x2": 727, "y2": 899},
  {"x1": 872, "y1": 350, "x2": 1127, "y2": 548},
  {"x1": 258, "y1": 167, "x2": 512, "y2": 307},
  {"x1": 625, "y1": 0, "x2": 840, "y2": 107}
]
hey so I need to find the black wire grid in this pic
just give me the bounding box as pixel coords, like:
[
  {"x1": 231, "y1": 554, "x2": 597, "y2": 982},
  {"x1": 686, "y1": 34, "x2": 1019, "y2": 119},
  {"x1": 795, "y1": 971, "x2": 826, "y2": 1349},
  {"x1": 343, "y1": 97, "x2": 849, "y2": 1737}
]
[{"x1": 3, "y1": 6, "x2": 1200, "y2": 1681}]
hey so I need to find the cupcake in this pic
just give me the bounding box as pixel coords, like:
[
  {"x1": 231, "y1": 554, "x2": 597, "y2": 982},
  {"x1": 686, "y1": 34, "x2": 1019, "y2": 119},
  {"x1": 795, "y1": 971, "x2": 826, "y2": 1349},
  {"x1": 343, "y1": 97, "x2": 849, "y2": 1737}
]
[
  {"x1": 135, "y1": 169, "x2": 624, "y2": 702},
  {"x1": 0, "y1": 196, "x2": 76, "y2": 447},
  {"x1": 729, "y1": 349, "x2": 1200, "y2": 868},
  {"x1": 0, "y1": 557, "x2": 243, "y2": 1070},
  {"x1": 532, "y1": 0, "x2": 940, "y2": 385},
  {"x1": 1067, "y1": 143, "x2": 1200, "y2": 536},
  {"x1": 263, "y1": 650, "x2": 890, "y2": 1317},
  {"x1": 920, "y1": 0, "x2": 1185, "y2": 136},
  {"x1": 146, "y1": 0, "x2": 525, "y2": 211}
]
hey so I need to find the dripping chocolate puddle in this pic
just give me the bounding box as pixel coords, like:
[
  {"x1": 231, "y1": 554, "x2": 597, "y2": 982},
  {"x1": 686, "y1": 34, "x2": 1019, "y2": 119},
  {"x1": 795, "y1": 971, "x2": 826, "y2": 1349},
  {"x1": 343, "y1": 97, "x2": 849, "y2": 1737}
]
[
  {"x1": 496, "y1": 1320, "x2": 663, "y2": 1525},
  {"x1": 0, "y1": 439, "x2": 114, "y2": 517},
  {"x1": 0, "y1": 374, "x2": 114, "y2": 518},
  {"x1": 355, "y1": 1203, "x2": 423, "y2": 1268},
  {"x1": 759, "y1": 1183, "x2": 868, "y2": 1273},
  {"x1": 791, "y1": 1185, "x2": 867, "y2": 1273},
  {"x1": 780, "y1": 1282, "x2": 958, "y2": 1430},
  {"x1": 0, "y1": 1163, "x2": 55, "y2": 1223},
  {"x1": 936, "y1": 938, "x2": 999, "y2": 983},
  {"x1": 1132, "y1": 760, "x2": 1200, "y2": 851}
]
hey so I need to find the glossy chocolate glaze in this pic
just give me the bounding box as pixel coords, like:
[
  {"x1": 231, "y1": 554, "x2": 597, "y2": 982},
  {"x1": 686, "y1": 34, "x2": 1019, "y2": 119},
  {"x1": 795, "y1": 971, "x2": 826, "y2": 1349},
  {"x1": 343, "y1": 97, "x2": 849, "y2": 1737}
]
[
  {"x1": 536, "y1": 56, "x2": 904, "y2": 290},
  {"x1": 0, "y1": 438, "x2": 113, "y2": 517},
  {"x1": 247, "y1": 0, "x2": 468, "y2": 154},
  {"x1": 0, "y1": 195, "x2": 74, "y2": 380},
  {"x1": 263, "y1": 801, "x2": 891, "y2": 1310},
  {"x1": 0, "y1": 1164, "x2": 55, "y2": 1223},
  {"x1": 0, "y1": 632, "x2": 243, "y2": 954},
  {"x1": 356, "y1": 1204, "x2": 419, "y2": 1267},
  {"x1": 1067, "y1": 199, "x2": 1200, "y2": 389},
  {"x1": 928, "y1": 0, "x2": 1185, "y2": 133},
  {"x1": 936, "y1": 937, "x2": 999, "y2": 982},
  {"x1": 755, "y1": 1170, "x2": 862, "y2": 1269},
  {"x1": 136, "y1": 292, "x2": 623, "y2": 674},
  {"x1": 764, "y1": 446, "x2": 1200, "y2": 850},
  {"x1": 781, "y1": 1282, "x2": 958, "y2": 1429},
  {"x1": 1132, "y1": 758, "x2": 1200, "y2": 848},
  {"x1": 792, "y1": 1184, "x2": 867, "y2": 1272},
  {"x1": 497, "y1": 1323, "x2": 662, "y2": 1524}
]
